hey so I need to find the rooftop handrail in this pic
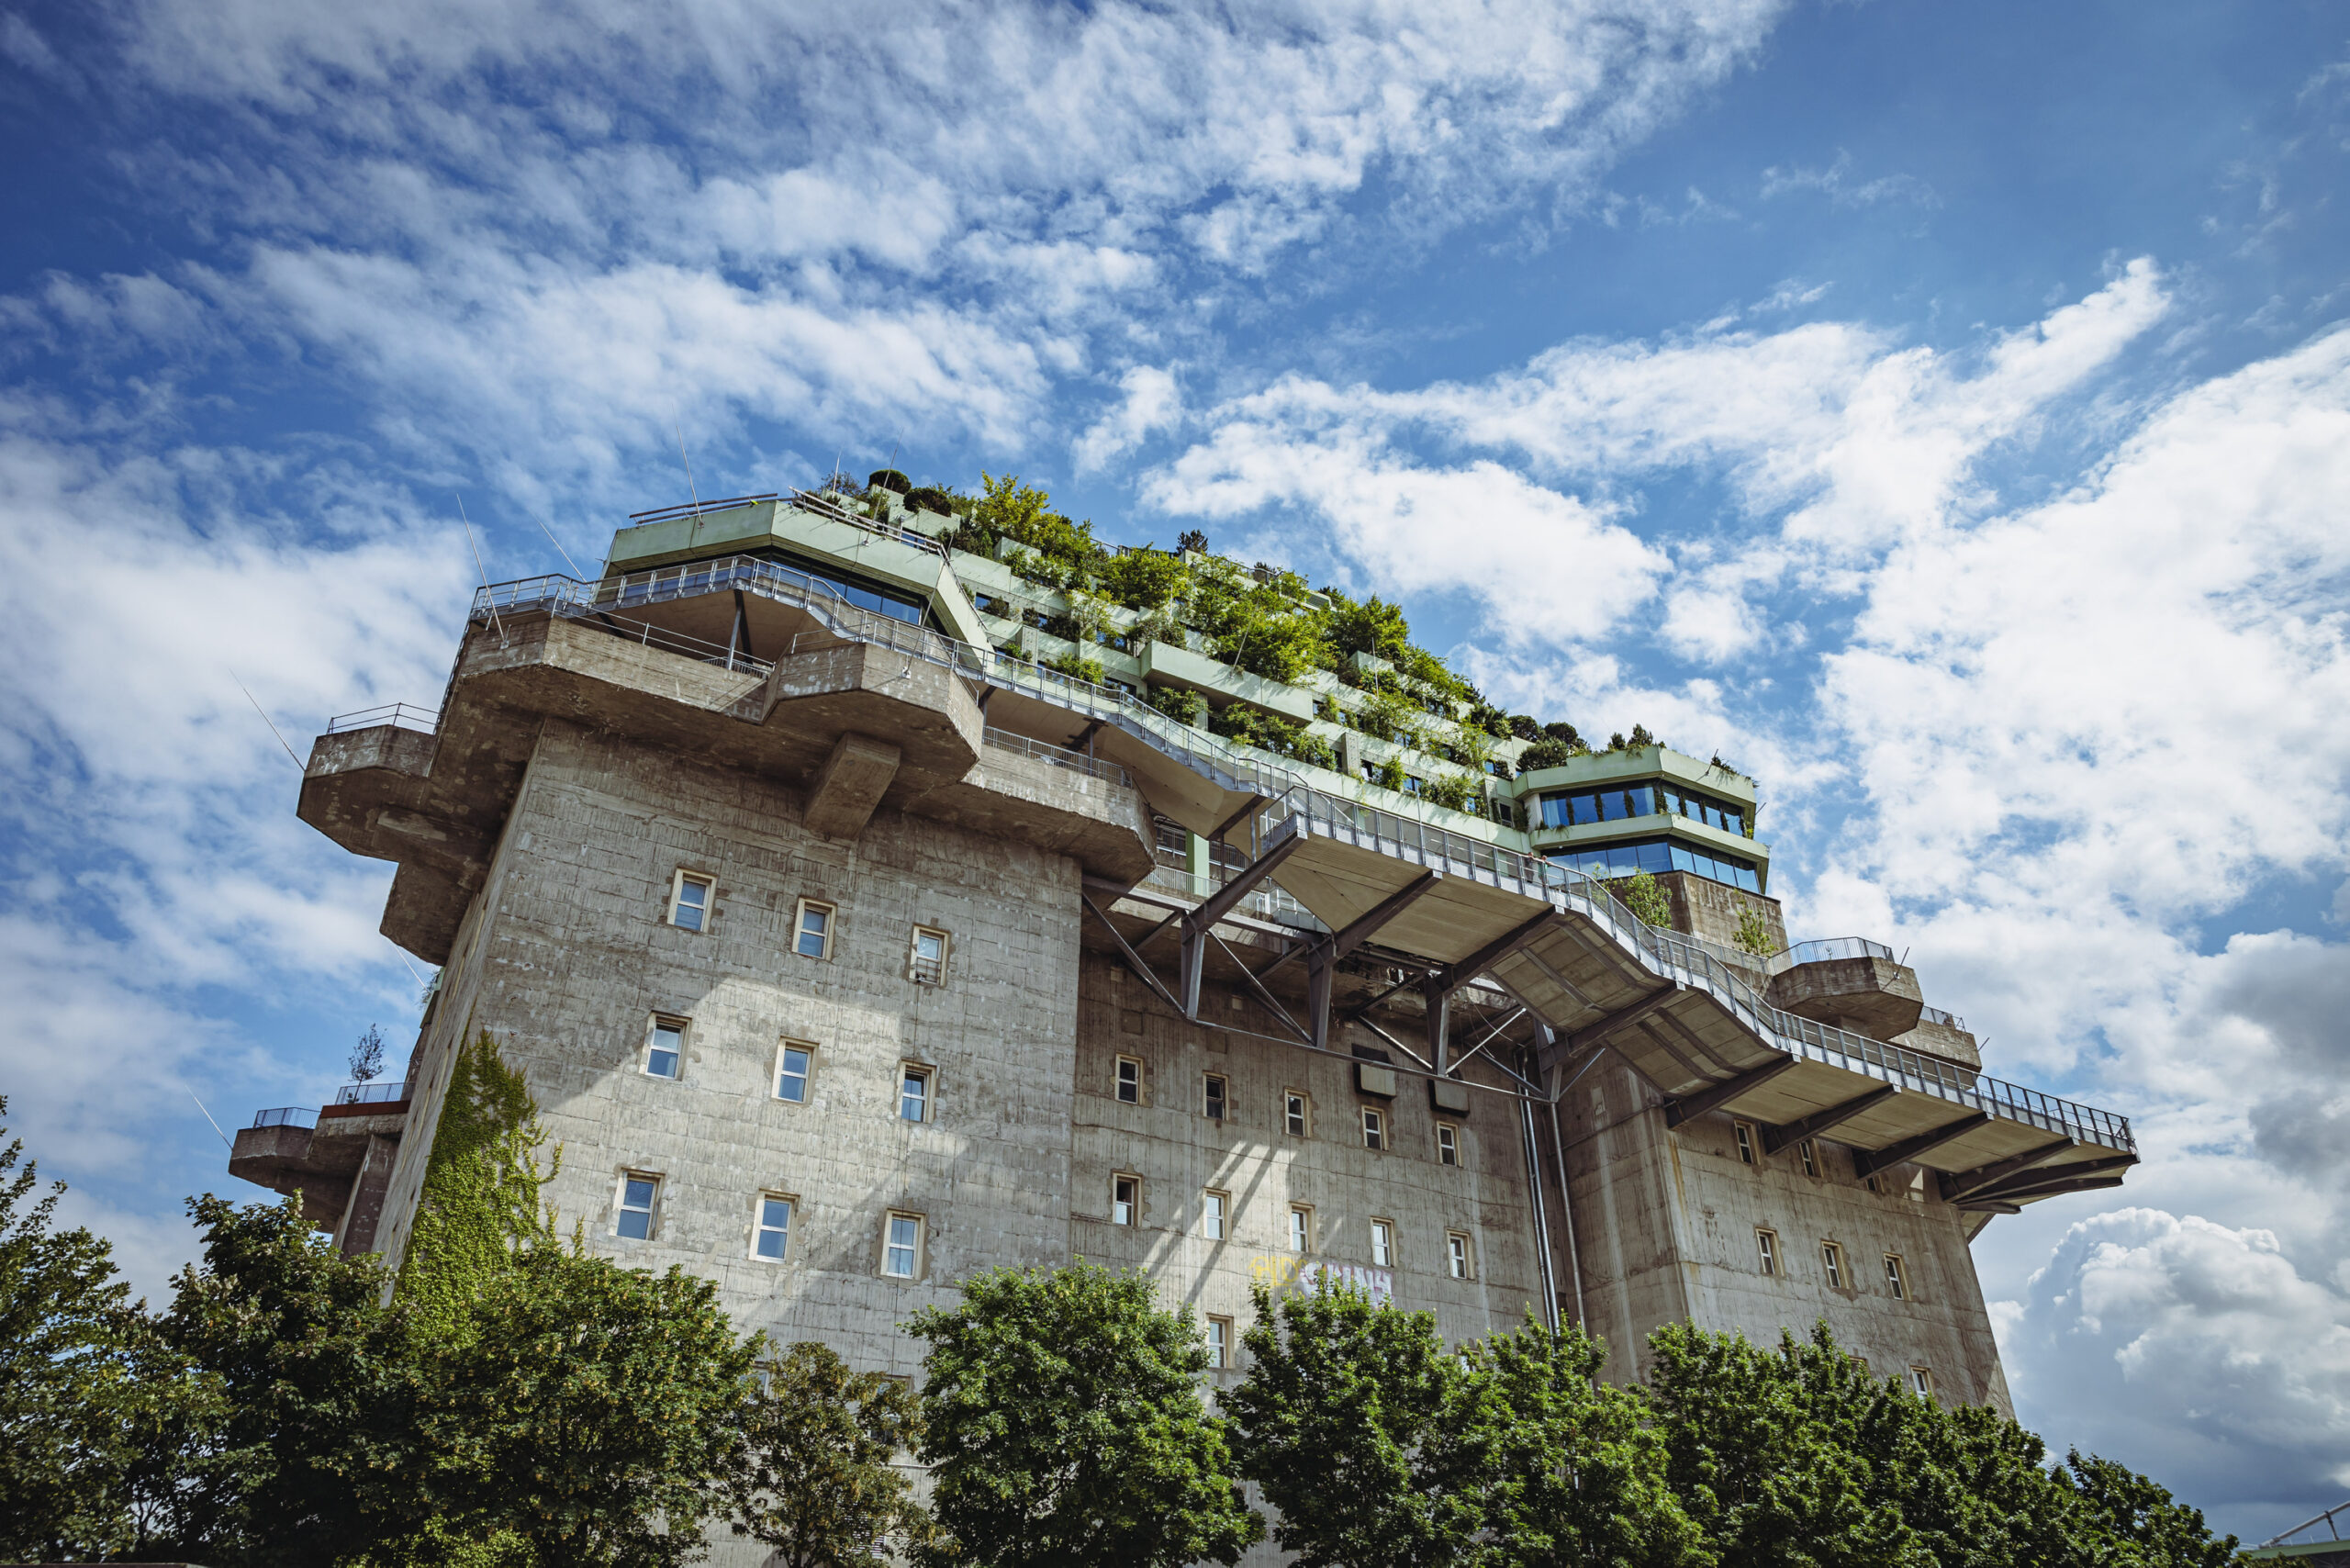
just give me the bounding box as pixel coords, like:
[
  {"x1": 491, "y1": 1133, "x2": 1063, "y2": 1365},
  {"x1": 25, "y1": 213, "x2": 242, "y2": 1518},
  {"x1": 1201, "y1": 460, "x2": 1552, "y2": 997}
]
[
  {"x1": 981, "y1": 727, "x2": 1133, "y2": 789},
  {"x1": 627, "y1": 492, "x2": 781, "y2": 524},
  {"x1": 2259, "y1": 1496, "x2": 2348, "y2": 1548},
  {"x1": 1919, "y1": 1003, "x2": 1967, "y2": 1030},
  {"x1": 784, "y1": 489, "x2": 948, "y2": 558},
  {"x1": 252, "y1": 1106, "x2": 318, "y2": 1130},
  {"x1": 1778, "y1": 936, "x2": 1897, "y2": 967},
  {"x1": 326, "y1": 701, "x2": 440, "y2": 735},
  {"x1": 462, "y1": 561, "x2": 2134, "y2": 1158},
  {"x1": 332, "y1": 1081, "x2": 408, "y2": 1105}
]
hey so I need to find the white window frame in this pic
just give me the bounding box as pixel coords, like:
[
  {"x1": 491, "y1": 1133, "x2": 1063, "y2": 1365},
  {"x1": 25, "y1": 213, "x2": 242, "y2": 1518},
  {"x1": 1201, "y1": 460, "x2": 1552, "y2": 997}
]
[
  {"x1": 900, "y1": 1063, "x2": 933, "y2": 1124},
  {"x1": 1112, "y1": 1173, "x2": 1139, "y2": 1226},
  {"x1": 909, "y1": 924, "x2": 951, "y2": 986},
  {"x1": 1734, "y1": 1121, "x2": 1757, "y2": 1166},
  {"x1": 881, "y1": 1211, "x2": 924, "y2": 1279},
  {"x1": 1436, "y1": 1122, "x2": 1460, "y2": 1166},
  {"x1": 1821, "y1": 1241, "x2": 1845, "y2": 1289},
  {"x1": 1206, "y1": 1315, "x2": 1233, "y2": 1370},
  {"x1": 1908, "y1": 1365, "x2": 1934, "y2": 1397},
  {"x1": 1287, "y1": 1204, "x2": 1312, "y2": 1255},
  {"x1": 1203, "y1": 1189, "x2": 1228, "y2": 1241},
  {"x1": 1446, "y1": 1230, "x2": 1473, "y2": 1280},
  {"x1": 1884, "y1": 1253, "x2": 1908, "y2": 1300},
  {"x1": 667, "y1": 868, "x2": 714, "y2": 932},
  {"x1": 1797, "y1": 1138, "x2": 1819, "y2": 1179},
  {"x1": 644, "y1": 1015, "x2": 687, "y2": 1081},
  {"x1": 774, "y1": 1040, "x2": 814, "y2": 1104},
  {"x1": 1203, "y1": 1072, "x2": 1228, "y2": 1122},
  {"x1": 1370, "y1": 1218, "x2": 1393, "y2": 1268},
  {"x1": 1361, "y1": 1106, "x2": 1385, "y2": 1150},
  {"x1": 792, "y1": 898, "x2": 836, "y2": 960},
  {"x1": 1284, "y1": 1090, "x2": 1309, "y2": 1137},
  {"x1": 752, "y1": 1193, "x2": 794, "y2": 1260},
  {"x1": 615, "y1": 1171, "x2": 660, "y2": 1240},
  {"x1": 1115, "y1": 1055, "x2": 1143, "y2": 1105},
  {"x1": 1756, "y1": 1227, "x2": 1779, "y2": 1277}
]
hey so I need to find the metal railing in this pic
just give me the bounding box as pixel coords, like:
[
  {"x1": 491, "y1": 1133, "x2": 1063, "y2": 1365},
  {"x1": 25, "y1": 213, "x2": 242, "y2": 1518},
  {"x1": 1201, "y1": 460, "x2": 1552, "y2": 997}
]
[
  {"x1": 2260, "y1": 1496, "x2": 2348, "y2": 1548},
  {"x1": 332, "y1": 1081, "x2": 408, "y2": 1106},
  {"x1": 628, "y1": 493, "x2": 782, "y2": 524},
  {"x1": 326, "y1": 702, "x2": 440, "y2": 735},
  {"x1": 1780, "y1": 936, "x2": 1896, "y2": 967},
  {"x1": 1919, "y1": 1004, "x2": 1967, "y2": 1031},
  {"x1": 463, "y1": 560, "x2": 2134, "y2": 1157},
  {"x1": 981, "y1": 728, "x2": 1133, "y2": 789},
  {"x1": 252, "y1": 1106, "x2": 317, "y2": 1130},
  {"x1": 784, "y1": 489, "x2": 949, "y2": 558}
]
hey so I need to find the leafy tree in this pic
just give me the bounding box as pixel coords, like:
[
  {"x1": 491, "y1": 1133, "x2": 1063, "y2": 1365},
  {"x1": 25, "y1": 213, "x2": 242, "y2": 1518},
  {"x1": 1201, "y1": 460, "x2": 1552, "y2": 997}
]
[
  {"x1": 1101, "y1": 547, "x2": 1189, "y2": 612},
  {"x1": 399, "y1": 1031, "x2": 560, "y2": 1339},
  {"x1": 2054, "y1": 1450, "x2": 2240, "y2": 1568},
  {"x1": 909, "y1": 1260, "x2": 1262, "y2": 1568},
  {"x1": 1472, "y1": 1318, "x2": 1710, "y2": 1568},
  {"x1": 1177, "y1": 528, "x2": 1209, "y2": 554},
  {"x1": 416, "y1": 1245, "x2": 757, "y2": 1568},
  {"x1": 0, "y1": 1098, "x2": 179, "y2": 1562},
  {"x1": 1328, "y1": 593, "x2": 1412, "y2": 663},
  {"x1": 1222, "y1": 1278, "x2": 1486, "y2": 1568},
  {"x1": 1619, "y1": 870, "x2": 1674, "y2": 929},
  {"x1": 352, "y1": 1023, "x2": 386, "y2": 1082},
  {"x1": 1517, "y1": 737, "x2": 1576, "y2": 771},
  {"x1": 1628, "y1": 723, "x2": 1657, "y2": 749},
  {"x1": 1733, "y1": 907, "x2": 1776, "y2": 958},
  {"x1": 727, "y1": 1341, "x2": 934, "y2": 1568}
]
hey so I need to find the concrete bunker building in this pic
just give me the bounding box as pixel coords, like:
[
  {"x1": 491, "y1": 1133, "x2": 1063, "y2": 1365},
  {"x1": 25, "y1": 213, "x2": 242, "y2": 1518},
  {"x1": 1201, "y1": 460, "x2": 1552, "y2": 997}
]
[{"x1": 233, "y1": 476, "x2": 2136, "y2": 1429}]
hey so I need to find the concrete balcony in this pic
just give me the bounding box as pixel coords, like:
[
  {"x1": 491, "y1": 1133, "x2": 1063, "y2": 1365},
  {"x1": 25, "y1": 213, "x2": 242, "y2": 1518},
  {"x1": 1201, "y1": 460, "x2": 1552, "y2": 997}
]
[
  {"x1": 229, "y1": 1085, "x2": 410, "y2": 1253},
  {"x1": 1766, "y1": 937, "x2": 1925, "y2": 1042}
]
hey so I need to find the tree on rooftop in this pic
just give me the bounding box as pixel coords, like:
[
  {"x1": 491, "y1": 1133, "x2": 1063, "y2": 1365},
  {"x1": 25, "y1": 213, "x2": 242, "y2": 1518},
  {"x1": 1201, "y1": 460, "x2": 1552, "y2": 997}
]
[
  {"x1": 908, "y1": 1260, "x2": 1262, "y2": 1568},
  {"x1": 1327, "y1": 592, "x2": 1411, "y2": 665},
  {"x1": 726, "y1": 1340, "x2": 934, "y2": 1568}
]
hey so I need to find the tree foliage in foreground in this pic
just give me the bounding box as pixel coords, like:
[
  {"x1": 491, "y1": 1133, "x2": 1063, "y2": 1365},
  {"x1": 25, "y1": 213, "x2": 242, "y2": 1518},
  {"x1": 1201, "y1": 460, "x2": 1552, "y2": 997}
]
[
  {"x1": 727, "y1": 1339, "x2": 934, "y2": 1568},
  {"x1": 909, "y1": 1259, "x2": 1264, "y2": 1568}
]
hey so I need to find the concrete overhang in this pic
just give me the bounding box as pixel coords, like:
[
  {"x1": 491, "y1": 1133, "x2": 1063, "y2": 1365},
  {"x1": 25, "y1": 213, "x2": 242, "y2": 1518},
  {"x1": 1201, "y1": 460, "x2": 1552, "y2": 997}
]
[
  {"x1": 1768, "y1": 954, "x2": 1926, "y2": 1041},
  {"x1": 1508, "y1": 745, "x2": 1760, "y2": 803},
  {"x1": 1526, "y1": 813, "x2": 1770, "y2": 865},
  {"x1": 229, "y1": 1103, "x2": 408, "y2": 1226}
]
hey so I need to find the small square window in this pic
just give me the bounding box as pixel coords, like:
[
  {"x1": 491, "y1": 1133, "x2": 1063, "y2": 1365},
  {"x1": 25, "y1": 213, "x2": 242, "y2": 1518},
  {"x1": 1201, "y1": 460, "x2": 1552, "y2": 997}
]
[
  {"x1": 754, "y1": 1194, "x2": 793, "y2": 1260},
  {"x1": 775, "y1": 1042, "x2": 813, "y2": 1103},
  {"x1": 1734, "y1": 1122, "x2": 1757, "y2": 1165},
  {"x1": 794, "y1": 899, "x2": 834, "y2": 960},
  {"x1": 1361, "y1": 1107, "x2": 1385, "y2": 1150},
  {"x1": 909, "y1": 925, "x2": 950, "y2": 985},
  {"x1": 1206, "y1": 1315, "x2": 1233, "y2": 1370},
  {"x1": 1288, "y1": 1204, "x2": 1312, "y2": 1255},
  {"x1": 1756, "y1": 1228, "x2": 1779, "y2": 1277},
  {"x1": 1798, "y1": 1138, "x2": 1819, "y2": 1179},
  {"x1": 1284, "y1": 1092, "x2": 1308, "y2": 1137},
  {"x1": 1436, "y1": 1123, "x2": 1460, "y2": 1166},
  {"x1": 1203, "y1": 1189, "x2": 1228, "y2": 1241},
  {"x1": 1446, "y1": 1231, "x2": 1472, "y2": 1280},
  {"x1": 901, "y1": 1065, "x2": 932, "y2": 1124},
  {"x1": 1370, "y1": 1218, "x2": 1393, "y2": 1268},
  {"x1": 1203, "y1": 1073, "x2": 1227, "y2": 1121},
  {"x1": 1884, "y1": 1253, "x2": 1908, "y2": 1300},
  {"x1": 882, "y1": 1212, "x2": 923, "y2": 1279},
  {"x1": 645, "y1": 1017, "x2": 685, "y2": 1080},
  {"x1": 1821, "y1": 1242, "x2": 1845, "y2": 1289},
  {"x1": 1908, "y1": 1365, "x2": 1934, "y2": 1398},
  {"x1": 668, "y1": 870, "x2": 713, "y2": 931},
  {"x1": 1112, "y1": 1174, "x2": 1139, "y2": 1226},
  {"x1": 1116, "y1": 1056, "x2": 1142, "y2": 1105},
  {"x1": 617, "y1": 1173, "x2": 659, "y2": 1240}
]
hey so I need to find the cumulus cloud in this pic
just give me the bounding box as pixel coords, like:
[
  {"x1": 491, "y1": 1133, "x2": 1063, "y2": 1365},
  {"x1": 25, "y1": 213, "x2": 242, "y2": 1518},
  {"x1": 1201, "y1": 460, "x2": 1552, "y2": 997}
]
[{"x1": 1073, "y1": 365, "x2": 1184, "y2": 473}]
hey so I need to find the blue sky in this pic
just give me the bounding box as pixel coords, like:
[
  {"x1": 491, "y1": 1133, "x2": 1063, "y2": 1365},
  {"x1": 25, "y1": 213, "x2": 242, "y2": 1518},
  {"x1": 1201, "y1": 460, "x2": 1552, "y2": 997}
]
[{"x1": 4, "y1": 0, "x2": 2347, "y2": 1538}]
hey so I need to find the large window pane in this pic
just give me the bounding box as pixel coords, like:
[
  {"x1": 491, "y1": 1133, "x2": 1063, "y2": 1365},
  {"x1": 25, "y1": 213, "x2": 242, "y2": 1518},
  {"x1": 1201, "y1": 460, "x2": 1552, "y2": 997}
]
[
  {"x1": 1627, "y1": 786, "x2": 1655, "y2": 817},
  {"x1": 1571, "y1": 794, "x2": 1601, "y2": 825}
]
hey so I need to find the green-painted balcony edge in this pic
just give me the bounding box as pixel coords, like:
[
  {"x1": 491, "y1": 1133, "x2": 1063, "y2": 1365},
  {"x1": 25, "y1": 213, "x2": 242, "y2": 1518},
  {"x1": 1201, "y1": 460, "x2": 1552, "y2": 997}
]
[
  {"x1": 605, "y1": 499, "x2": 992, "y2": 648},
  {"x1": 1527, "y1": 812, "x2": 1771, "y2": 866},
  {"x1": 1508, "y1": 745, "x2": 1760, "y2": 804}
]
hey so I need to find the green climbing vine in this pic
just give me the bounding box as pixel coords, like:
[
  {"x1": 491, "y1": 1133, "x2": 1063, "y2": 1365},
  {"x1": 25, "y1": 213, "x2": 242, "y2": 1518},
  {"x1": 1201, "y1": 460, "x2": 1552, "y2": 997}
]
[{"x1": 399, "y1": 1031, "x2": 562, "y2": 1340}]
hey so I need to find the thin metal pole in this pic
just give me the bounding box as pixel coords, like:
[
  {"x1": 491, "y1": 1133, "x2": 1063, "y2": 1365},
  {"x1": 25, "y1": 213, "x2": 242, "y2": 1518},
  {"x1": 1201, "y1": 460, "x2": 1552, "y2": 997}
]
[{"x1": 1517, "y1": 1050, "x2": 1560, "y2": 1335}]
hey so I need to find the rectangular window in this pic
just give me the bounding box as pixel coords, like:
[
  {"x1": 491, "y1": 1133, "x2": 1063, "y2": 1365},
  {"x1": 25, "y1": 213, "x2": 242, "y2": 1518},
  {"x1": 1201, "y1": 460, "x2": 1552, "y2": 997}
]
[
  {"x1": 1285, "y1": 1092, "x2": 1308, "y2": 1137},
  {"x1": 1734, "y1": 1122, "x2": 1756, "y2": 1165},
  {"x1": 1371, "y1": 1219, "x2": 1393, "y2": 1268},
  {"x1": 754, "y1": 1194, "x2": 793, "y2": 1260},
  {"x1": 1112, "y1": 1174, "x2": 1138, "y2": 1226},
  {"x1": 794, "y1": 899, "x2": 834, "y2": 959},
  {"x1": 900, "y1": 1065, "x2": 932, "y2": 1124},
  {"x1": 668, "y1": 870, "x2": 713, "y2": 931},
  {"x1": 1206, "y1": 1316, "x2": 1232, "y2": 1370},
  {"x1": 1821, "y1": 1242, "x2": 1845, "y2": 1289},
  {"x1": 1884, "y1": 1254, "x2": 1908, "y2": 1300},
  {"x1": 775, "y1": 1042, "x2": 813, "y2": 1103},
  {"x1": 909, "y1": 925, "x2": 949, "y2": 985},
  {"x1": 1116, "y1": 1056, "x2": 1142, "y2": 1104},
  {"x1": 1798, "y1": 1138, "x2": 1818, "y2": 1179},
  {"x1": 882, "y1": 1213, "x2": 923, "y2": 1278},
  {"x1": 1447, "y1": 1231, "x2": 1472, "y2": 1280},
  {"x1": 1361, "y1": 1107, "x2": 1385, "y2": 1149},
  {"x1": 1288, "y1": 1204, "x2": 1311, "y2": 1255},
  {"x1": 1203, "y1": 1189, "x2": 1227, "y2": 1240},
  {"x1": 1909, "y1": 1366, "x2": 1934, "y2": 1398},
  {"x1": 1436, "y1": 1123, "x2": 1460, "y2": 1166},
  {"x1": 1756, "y1": 1228, "x2": 1779, "y2": 1277},
  {"x1": 1203, "y1": 1073, "x2": 1227, "y2": 1121},
  {"x1": 645, "y1": 1017, "x2": 685, "y2": 1080},
  {"x1": 617, "y1": 1173, "x2": 658, "y2": 1240}
]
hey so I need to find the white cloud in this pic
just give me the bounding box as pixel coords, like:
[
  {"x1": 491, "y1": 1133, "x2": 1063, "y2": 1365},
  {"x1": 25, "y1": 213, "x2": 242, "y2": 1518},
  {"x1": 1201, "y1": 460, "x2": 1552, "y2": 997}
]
[{"x1": 1073, "y1": 365, "x2": 1184, "y2": 473}]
